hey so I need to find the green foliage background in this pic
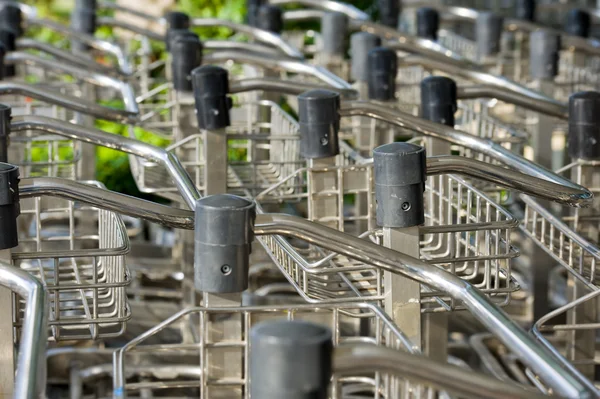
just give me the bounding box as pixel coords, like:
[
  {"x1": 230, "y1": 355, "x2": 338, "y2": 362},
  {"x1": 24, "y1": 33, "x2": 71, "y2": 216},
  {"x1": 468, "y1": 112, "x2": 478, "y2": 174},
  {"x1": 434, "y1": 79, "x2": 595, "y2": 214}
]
[{"x1": 22, "y1": 0, "x2": 373, "y2": 196}]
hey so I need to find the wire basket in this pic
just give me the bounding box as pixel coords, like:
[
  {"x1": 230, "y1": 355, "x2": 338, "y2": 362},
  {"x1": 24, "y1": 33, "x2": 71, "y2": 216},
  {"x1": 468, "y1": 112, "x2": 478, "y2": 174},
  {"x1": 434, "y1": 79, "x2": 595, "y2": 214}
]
[
  {"x1": 256, "y1": 162, "x2": 519, "y2": 311},
  {"x1": 113, "y1": 302, "x2": 420, "y2": 398},
  {"x1": 131, "y1": 100, "x2": 303, "y2": 202},
  {"x1": 12, "y1": 182, "x2": 131, "y2": 341}
]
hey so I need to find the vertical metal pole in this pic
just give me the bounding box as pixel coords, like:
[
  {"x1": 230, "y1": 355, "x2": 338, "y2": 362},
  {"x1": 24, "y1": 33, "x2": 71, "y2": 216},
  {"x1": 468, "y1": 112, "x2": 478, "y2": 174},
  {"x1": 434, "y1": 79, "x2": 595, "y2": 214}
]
[{"x1": 0, "y1": 249, "x2": 14, "y2": 398}]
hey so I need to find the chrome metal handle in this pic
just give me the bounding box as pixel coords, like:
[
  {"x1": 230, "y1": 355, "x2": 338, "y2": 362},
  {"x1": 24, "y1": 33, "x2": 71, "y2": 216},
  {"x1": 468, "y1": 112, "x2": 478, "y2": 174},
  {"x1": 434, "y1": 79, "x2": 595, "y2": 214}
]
[
  {"x1": 204, "y1": 40, "x2": 290, "y2": 57},
  {"x1": 97, "y1": 17, "x2": 163, "y2": 41},
  {"x1": 97, "y1": 0, "x2": 161, "y2": 23},
  {"x1": 20, "y1": 177, "x2": 194, "y2": 229},
  {"x1": 334, "y1": 344, "x2": 547, "y2": 399},
  {"x1": 253, "y1": 213, "x2": 593, "y2": 398},
  {"x1": 340, "y1": 101, "x2": 592, "y2": 207},
  {"x1": 229, "y1": 77, "x2": 358, "y2": 99},
  {"x1": 26, "y1": 17, "x2": 133, "y2": 75},
  {"x1": 0, "y1": 82, "x2": 137, "y2": 124},
  {"x1": 10, "y1": 116, "x2": 200, "y2": 208},
  {"x1": 0, "y1": 262, "x2": 48, "y2": 399},
  {"x1": 267, "y1": 0, "x2": 369, "y2": 21},
  {"x1": 14, "y1": 38, "x2": 131, "y2": 78},
  {"x1": 191, "y1": 18, "x2": 304, "y2": 59},
  {"x1": 203, "y1": 50, "x2": 352, "y2": 89},
  {"x1": 5, "y1": 52, "x2": 139, "y2": 116}
]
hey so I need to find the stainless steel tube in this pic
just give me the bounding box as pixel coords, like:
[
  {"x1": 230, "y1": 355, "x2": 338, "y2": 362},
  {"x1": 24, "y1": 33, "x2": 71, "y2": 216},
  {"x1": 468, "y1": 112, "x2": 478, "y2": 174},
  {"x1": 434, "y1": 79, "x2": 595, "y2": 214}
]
[
  {"x1": 10, "y1": 116, "x2": 200, "y2": 208},
  {"x1": 15, "y1": 38, "x2": 131, "y2": 78},
  {"x1": 340, "y1": 101, "x2": 592, "y2": 207},
  {"x1": 268, "y1": 0, "x2": 369, "y2": 21},
  {"x1": 191, "y1": 18, "x2": 304, "y2": 59},
  {"x1": 203, "y1": 50, "x2": 352, "y2": 89},
  {"x1": 97, "y1": 1, "x2": 161, "y2": 23},
  {"x1": 0, "y1": 262, "x2": 48, "y2": 399},
  {"x1": 204, "y1": 40, "x2": 287, "y2": 57},
  {"x1": 229, "y1": 77, "x2": 359, "y2": 99},
  {"x1": 253, "y1": 213, "x2": 594, "y2": 398},
  {"x1": 0, "y1": 82, "x2": 137, "y2": 124},
  {"x1": 334, "y1": 344, "x2": 551, "y2": 399},
  {"x1": 457, "y1": 85, "x2": 568, "y2": 120},
  {"x1": 97, "y1": 17, "x2": 163, "y2": 41},
  {"x1": 20, "y1": 177, "x2": 194, "y2": 229},
  {"x1": 5, "y1": 52, "x2": 139, "y2": 116}
]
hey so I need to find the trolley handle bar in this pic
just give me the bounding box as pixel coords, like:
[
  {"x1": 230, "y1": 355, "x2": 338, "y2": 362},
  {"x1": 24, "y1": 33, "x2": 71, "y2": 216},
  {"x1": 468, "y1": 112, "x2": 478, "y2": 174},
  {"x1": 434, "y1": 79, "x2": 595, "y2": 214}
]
[
  {"x1": 5, "y1": 52, "x2": 139, "y2": 116},
  {"x1": 15, "y1": 38, "x2": 131, "y2": 78},
  {"x1": 10, "y1": 116, "x2": 200, "y2": 208},
  {"x1": 229, "y1": 77, "x2": 359, "y2": 99},
  {"x1": 340, "y1": 101, "x2": 592, "y2": 207},
  {"x1": 191, "y1": 18, "x2": 304, "y2": 59},
  {"x1": 334, "y1": 344, "x2": 551, "y2": 399},
  {"x1": 97, "y1": 1, "x2": 161, "y2": 23},
  {"x1": 0, "y1": 262, "x2": 48, "y2": 399},
  {"x1": 203, "y1": 50, "x2": 352, "y2": 89},
  {"x1": 97, "y1": 17, "x2": 164, "y2": 41},
  {"x1": 267, "y1": 0, "x2": 369, "y2": 21},
  {"x1": 253, "y1": 213, "x2": 594, "y2": 398}
]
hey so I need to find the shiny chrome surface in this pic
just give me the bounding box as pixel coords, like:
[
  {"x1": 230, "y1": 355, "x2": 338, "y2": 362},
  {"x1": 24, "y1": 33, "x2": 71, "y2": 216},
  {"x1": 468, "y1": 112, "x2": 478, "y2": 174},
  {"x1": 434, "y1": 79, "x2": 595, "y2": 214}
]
[
  {"x1": 10, "y1": 116, "x2": 200, "y2": 208},
  {"x1": 340, "y1": 101, "x2": 592, "y2": 207},
  {"x1": 229, "y1": 77, "x2": 359, "y2": 99},
  {"x1": 0, "y1": 262, "x2": 48, "y2": 399},
  {"x1": 268, "y1": 0, "x2": 369, "y2": 20}
]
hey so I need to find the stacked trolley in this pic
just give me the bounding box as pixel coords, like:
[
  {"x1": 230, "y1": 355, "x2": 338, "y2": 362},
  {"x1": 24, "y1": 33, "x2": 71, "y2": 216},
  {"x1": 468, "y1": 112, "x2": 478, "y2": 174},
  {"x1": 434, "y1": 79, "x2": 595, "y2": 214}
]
[{"x1": 0, "y1": 0, "x2": 599, "y2": 398}]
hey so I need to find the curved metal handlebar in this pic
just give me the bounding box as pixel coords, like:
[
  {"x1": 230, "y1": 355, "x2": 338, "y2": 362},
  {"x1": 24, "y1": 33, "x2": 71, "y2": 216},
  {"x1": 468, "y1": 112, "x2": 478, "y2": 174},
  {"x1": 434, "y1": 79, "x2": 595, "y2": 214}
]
[
  {"x1": 203, "y1": 50, "x2": 352, "y2": 89},
  {"x1": 10, "y1": 116, "x2": 200, "y2": 208},
  {"x1": 334, "y1": 344, "x2": 549, "y2": 399},
  {"x1": 5, "y1": 52, "x2": 139, "y2": 117},
  {"x1": 191, "y1": 19, "x2": 304, "y2": 59},
  {"x1": 267, "y1": 0, "x2": 369, "y2": 21},
  {"x1": 0, "y1": 262, "x2": 48, "y2": 399},
  {"x1": 97, "y1": 17, "x2": 164, "y2": 41},
  {"x1": 253, "y1": 213, "x2": 593, "y2": 398},
  {"x1": 340, "y1": 101, "x2": 592, "y2": 207},
  {"x1": 97, "y1": 0, "x2": 161, "y2": 23},
  {"x1": 229, "y1": 77, "x2": 358, "y2": 99}
]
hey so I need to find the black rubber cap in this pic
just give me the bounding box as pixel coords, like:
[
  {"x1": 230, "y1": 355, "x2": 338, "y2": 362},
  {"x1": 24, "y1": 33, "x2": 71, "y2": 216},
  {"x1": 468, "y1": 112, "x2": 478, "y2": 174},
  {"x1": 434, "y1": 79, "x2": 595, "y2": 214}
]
[
  {"x1": 322, "y1": 12, "x2": 348, "y2": 56},
  {"x1": 0, "y1": 4, "x2": 22, "y2": 37},
  {"x1": 0, "y1": 43, "x2": 7, "y2": 81},
  {"x1": 192, "y1": 65, "x2": 232, "y2": 130},
  {"x1": 75, "y1": 0, "x2": 96, "y2": 10},
  {"x1": 0, "y1": 104, "x2": 10, "y2": 163},
  {"x1": 374, "y1": 142, "x2": 426, "y2": 228},
  {"x1": 171, "y1": 35, "x2": 203, "y2": 92},
  {"x1": 416, "y1": 7, "x2": 439, "y2": 41},
  {"x1": 568, "y1": 92, "x2": 600, "y2": 160},
  {"x1": 377, "y1": 0, "x2": 400, "y2": 28},
  {"x1": 166, "y1": 29, "x2": 196, "y2": 51},
  {"x1": 250, "y1": 320, "x2": 332, "y2": 399},
  {"x1": 476, "y1": 12, "x2": 504, "y2": 58},
  {"x1": 195, "y1": 194, "x2": 256, "y2": 294},
  {"x1": 71, "y1": 7, "x2": 96, "y2": 35},
  {"x1": 256, "y1": 5, "x2": 283, "y2": 34},
  {"x1": 0, "y1": 29, "x2": 16, "y2": 78},
  {"x1": 516, "y1": 0, "x2": 535, "y2": 22},
  {"x1": 565, "y1": 9, "x2": 591, "y2": 38},
  {"x1": 367, "y1": 47, "x2": 397, "y2": 101},
  {"x1": 420, "y1": 76, "x2": 457, "y2": 127},
  {"x1": 0, "y1": 162, "x2": 19, "y2": 250},
  {"x1": 298, "y1": 89, "x2": 340, "y2": 159},
  {"x1": 350, "y1": 32, "x2": 382, "y2": 82},
  {"x1": 164, "y1": 11, "x2": 190, "y2": 31},
  {"x1": 529, "y1": 30, "x2": 560, "y2": 80},
  {"x1": 247, "y1": 0, "x2": 266, "y2": 27}
]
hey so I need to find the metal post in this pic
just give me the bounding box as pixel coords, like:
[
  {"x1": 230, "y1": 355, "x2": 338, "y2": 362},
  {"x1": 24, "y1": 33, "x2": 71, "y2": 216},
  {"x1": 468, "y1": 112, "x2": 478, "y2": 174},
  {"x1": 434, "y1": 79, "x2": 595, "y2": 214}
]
[
  {"x1": 374, "y1": 142, "x2": 426, "y2": 350},
  {"x1": 475, "y1": 12, "x2": 504, "y2": 67},
  {"x1": 319, "y1": 12, "x2": 349, "y2": 80}
]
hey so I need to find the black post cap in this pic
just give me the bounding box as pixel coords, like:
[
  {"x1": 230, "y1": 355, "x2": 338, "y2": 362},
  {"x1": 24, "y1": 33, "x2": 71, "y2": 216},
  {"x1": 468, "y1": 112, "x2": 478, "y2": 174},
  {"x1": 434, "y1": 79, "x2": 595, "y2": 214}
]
[
  {"x1": 0, "y1": 29, "x2": 16, "y2": 78},
  {"x1": 420, "y1": 76, "x2": 457, "y2": 127},
  {"x1": 322, "y1": 12, "x2": 348, "y2": 57},
  {"x1": 350, "y1": 32, "x2": 381, "y2": 82},
  {"x1": 367, "y1": 47, "x2": 397, "y2": 101},
  {"x1": 164, "y1": 11, "x2": 190, "y2": 31},
  {"x1": 374, "y1": 142, "x2": 426, "y2": 228},
  {"x1": 0, "y1": 43, "x2": 7, "y2": 81},
  {"x1": 377, "y1": 0, "x2": 400, "y2": 28},
  {"x1": 565, "y1": 9, "x2": 591, "y2": 38},
  {"x1": 166, "y1": 28, "x2": 196, "y2": 51},
  {"x1": 298, "y1": 89, "x2": 340, "y2": 159},
  {"x1": 568, "y1": 91, "x2": 600, "y2": 160},
  {"x1": 529, "y1": 30, "x2": 560, "y2": 80},
  {"x1": 70, "y1": 7, "x2": 96, "y2": 52},
  {"x1": 191, "y1": 65, "x2": 232, "y2": 130},
  {"x1": 250, "y1": 320, "x2": 333, "y2": 399},
  {"x1": 516, "y1": 0, "x2": 536, "y2": 22},
  {"x1": 256, "y1": 5, "x2": 283, "y2": 34},
  {"x1": 74, "y1": 0, "x2": 97, "y2": 10},
  {"x1": 0, "y1": 162, "x2": 19, "y2": 250},
  {"x1": 247, "y1": 0, "x2": 266, "y2": 27},
  {"x1": 194, "y1": 194, "x2": 256, "y2": 293},
  {"x1": 0, "y1": 4, "x2": 23, "y2": 37},
  {"x1": 171, "y1": 34, "x2": 203, "y2": 92},
  {"x1": 0, "y1": 104, "x2": 10, "y2": 163},
  {"x1": 476, "y1": 12, "x2": 504, "y2": 58},
  {"x1": 416, "y1": 7, "x2": 439, "y2": 41}
]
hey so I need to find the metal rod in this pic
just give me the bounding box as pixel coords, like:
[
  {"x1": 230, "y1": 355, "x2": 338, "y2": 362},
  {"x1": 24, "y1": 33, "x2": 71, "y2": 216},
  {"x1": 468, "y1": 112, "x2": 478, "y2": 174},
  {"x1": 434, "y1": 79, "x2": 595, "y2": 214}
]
[
  {"x1": 253, "y1": 213, "x2": 594, "y2": 398},
  {"x1": 340, "y1": 101, "x2": 592, "y2": 207},
  {"x1": 229, "y1": 77, "x2": 358, "y2": 99},
  {"x1": 10, "y1": 116, "x2": 200, "y2": 208},
  {"x1": 267, "y1": 0, "x2": 369, "y2": 20}
]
